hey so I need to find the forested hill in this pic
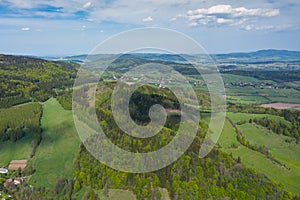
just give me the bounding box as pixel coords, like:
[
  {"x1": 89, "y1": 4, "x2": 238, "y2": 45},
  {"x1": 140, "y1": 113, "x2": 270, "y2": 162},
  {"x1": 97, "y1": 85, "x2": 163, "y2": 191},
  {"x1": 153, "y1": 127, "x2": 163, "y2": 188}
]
[
  {"x1": 0, "y1": 54, "x2": 78, "y2": 107},
  {"x1": 70, "y1": 82, "x2": 294, "y2": 200}
]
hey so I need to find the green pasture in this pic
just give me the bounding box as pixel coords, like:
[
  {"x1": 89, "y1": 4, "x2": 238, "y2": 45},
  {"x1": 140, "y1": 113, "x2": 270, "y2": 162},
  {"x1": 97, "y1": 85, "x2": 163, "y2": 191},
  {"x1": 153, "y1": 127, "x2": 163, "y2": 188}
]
[
  {"x1": 29, "y1": 98, "x2": 80, "y2": 189},
  {"x1": 202, "y1": 113, "x2": 300, "y2": 195}
]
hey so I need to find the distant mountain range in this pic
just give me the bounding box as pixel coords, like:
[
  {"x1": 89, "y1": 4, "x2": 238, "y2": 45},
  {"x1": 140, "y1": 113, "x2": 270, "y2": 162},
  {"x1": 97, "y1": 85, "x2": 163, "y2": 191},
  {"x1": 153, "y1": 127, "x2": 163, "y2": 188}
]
[
  {"x1": 44, "y1": 49, "x2": 300, "y2": 64},
  {"x1": 213, "y1": 49, "x2": 300, "y2": 63}
]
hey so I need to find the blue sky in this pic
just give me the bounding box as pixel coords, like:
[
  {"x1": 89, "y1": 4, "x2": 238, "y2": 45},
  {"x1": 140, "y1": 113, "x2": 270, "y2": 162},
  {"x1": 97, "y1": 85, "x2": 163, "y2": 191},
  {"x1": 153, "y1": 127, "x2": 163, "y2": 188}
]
[{"x1": 0, "y1": 0, "x2": 299, "y2": 56}]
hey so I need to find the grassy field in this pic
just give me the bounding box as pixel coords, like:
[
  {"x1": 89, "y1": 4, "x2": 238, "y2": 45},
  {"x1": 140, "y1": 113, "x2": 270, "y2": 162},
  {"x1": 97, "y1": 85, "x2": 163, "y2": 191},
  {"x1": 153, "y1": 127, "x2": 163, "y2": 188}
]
[
  {"x1": 221, "y1": 74, "x2": 263, "y2": 83},
  {"x1": 0, "y1": 134, "x2": 32, "y2": 167},
  {"x1": 241, "y1": 123, "x2": 300, "y2": 163},
  {"x1": 207, "y1": 113, "x2": 300, "y2": 195},
  {"x1": 204, "y1": 113, "x2": 300, "y2": 195},
  {"x1": 225, "y1": 85, "x2": 300, "y2": 104},
  {"x1": 29, "y1": 98, "x2": 80, "y2": 189},
  {"x1": 239, "y1": 123, "x2": 300, "y2": 193},
  {"x1": 74, "y1": 187, "x2": 136, "y2": 200}
]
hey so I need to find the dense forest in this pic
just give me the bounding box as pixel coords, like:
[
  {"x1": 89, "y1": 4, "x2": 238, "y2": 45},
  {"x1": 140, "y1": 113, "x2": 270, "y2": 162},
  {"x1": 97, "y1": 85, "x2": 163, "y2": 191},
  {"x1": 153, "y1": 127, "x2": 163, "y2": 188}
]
[
  {"x1": 0, "y1": 103, "x2": 42, "y2": 144},
  {"x1": 0, "y1": 54, "x2": 78, "y2": 107},
  {"x1": 56, "y1": 89, "x2": 73, "y2": 110}
]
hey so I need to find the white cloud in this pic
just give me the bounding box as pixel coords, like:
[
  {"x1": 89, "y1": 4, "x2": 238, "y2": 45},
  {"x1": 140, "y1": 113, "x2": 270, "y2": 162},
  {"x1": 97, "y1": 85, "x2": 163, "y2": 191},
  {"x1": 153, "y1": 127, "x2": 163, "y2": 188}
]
[
  {"x1": 142, "y1": 16, "x2": 153, "y2": 22},
  {"x1": 216, "y1": 18, "x2": 233, "y2": 24},
  {"x1": 21, "y1": 27, "x2": 30, "y2": 31},
  {"x1": 186, "y1": 5, "x2": 279, "y2": 17},
  {"x1": 81, "y1": 25, "x2": 86, "y2": 31},
  {"x1": 1, "y1": 0, "x2": 297, "y2": 33},
  {"x1": 175, "y1": 4, "x2": 280, "y2": 30},
  {"x1": 83, "y1": 2, "x2": 92, "y2": 9},
  {"x1": 245, "y1": 25, "x2": 254, "y2": 30},
  {"x1": 86, "y1": 0, "x2": 197, "y2": 25},
  {"x1": 188, "y1": 21, "x2": 198, "y2": 27},
  {"x1": 244, "y1": 24, "x2": 292, "y2": 31}
]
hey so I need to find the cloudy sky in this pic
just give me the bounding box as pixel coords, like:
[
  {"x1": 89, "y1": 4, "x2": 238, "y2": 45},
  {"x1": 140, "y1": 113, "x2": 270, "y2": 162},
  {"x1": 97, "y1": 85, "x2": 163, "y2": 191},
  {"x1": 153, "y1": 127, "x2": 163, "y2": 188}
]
[{"x1": 0, "y1": 0, "x2": 299, "y2": 55}]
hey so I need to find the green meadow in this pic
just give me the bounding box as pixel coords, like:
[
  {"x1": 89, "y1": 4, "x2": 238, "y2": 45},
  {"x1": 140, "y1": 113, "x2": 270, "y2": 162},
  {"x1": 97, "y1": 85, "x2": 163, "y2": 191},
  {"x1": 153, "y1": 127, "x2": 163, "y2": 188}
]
[
  {"x1": 29, "y1": 98, "x2": 80, "y2": 189},
  {"x1": 205, "y1": 112, "x2": 300, "y2": 195},
  {"x1": 0, "y1": 135, "x2": 32, "y2": 167}
]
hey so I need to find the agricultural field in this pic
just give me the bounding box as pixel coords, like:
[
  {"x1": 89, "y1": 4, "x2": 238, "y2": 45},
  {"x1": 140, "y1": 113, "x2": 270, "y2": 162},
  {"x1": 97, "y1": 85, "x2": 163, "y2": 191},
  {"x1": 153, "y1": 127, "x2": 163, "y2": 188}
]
[
  {"x1": 218, "y1": 72, "x2": 300, "y2": 104},
  {"x1": 225, "y1": 83, "x2": 300, "y2": 104},
  {"x1": 221, "y1": 74, "x2": 265, "y2": 83},
  {"x1": 192, "y1": 73, "x2": 300, "y2": 104},
  {"x1": 261, "y1": 103, "x2": 300, "y2": 110},
  {"x1": 29, "y1": 98, "x2": 80, "y2": 189}
]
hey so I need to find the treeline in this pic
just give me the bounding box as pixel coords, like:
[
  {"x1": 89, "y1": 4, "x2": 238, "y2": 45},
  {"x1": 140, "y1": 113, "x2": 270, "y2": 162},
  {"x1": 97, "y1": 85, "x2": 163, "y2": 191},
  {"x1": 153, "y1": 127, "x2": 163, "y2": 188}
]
[
  {"x1": 0, "y1": 95, "x2": 31, "y2": 108},
  {"x1": 0, "y1": 103, "x2": 42, "y2": 146},
  {"x1": 0, "y1": 54, "x2": 78, "y2": 108},
  {"x1": 252, "y1": 117, "x2": 300, "y2": 141},
  {"x1": 229, "y1": 104, "x2": 300, "y2": 143},
  {"x1": 56, "y1": 89, "x2": 73, "y2": 110}
]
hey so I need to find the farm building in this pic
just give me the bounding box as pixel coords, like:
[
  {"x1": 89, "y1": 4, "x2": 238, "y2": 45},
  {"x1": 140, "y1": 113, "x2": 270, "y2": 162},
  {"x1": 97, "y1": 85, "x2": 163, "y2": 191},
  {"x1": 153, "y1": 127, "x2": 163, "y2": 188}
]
[
  {"x1": 8, "y1": 160, "x2": 27, "y2": 170},
  {"x1": 4, "y1": 178, "x2": 24, "y2": 190}
]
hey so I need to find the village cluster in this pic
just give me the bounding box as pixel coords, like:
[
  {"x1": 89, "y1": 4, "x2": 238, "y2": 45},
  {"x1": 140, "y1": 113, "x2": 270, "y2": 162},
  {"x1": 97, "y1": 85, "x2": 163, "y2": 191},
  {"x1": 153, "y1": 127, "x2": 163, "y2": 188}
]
[{"x1": 0, "y1": 160, "x2": 28, "y2": 199}]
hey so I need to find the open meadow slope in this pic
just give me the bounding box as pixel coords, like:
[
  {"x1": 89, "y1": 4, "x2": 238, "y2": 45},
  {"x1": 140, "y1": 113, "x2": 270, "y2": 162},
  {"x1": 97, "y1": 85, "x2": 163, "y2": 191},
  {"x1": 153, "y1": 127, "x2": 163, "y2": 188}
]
[
  {"x1": 207, "y1": 113, "x2": 300, "y2": 195},
  {"x1": 0, "y1": 135, "x2": 32, "y2": 167},
  {"x1": 29, "y1": 98, "x2": 80, "y2": 189}
]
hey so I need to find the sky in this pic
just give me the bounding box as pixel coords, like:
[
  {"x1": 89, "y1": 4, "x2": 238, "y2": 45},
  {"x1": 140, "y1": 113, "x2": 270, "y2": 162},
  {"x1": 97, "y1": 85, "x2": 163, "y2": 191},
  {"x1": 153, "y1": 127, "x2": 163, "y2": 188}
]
[{"x1": 0, "y1": 0, "x2": 299, "y2": 56}]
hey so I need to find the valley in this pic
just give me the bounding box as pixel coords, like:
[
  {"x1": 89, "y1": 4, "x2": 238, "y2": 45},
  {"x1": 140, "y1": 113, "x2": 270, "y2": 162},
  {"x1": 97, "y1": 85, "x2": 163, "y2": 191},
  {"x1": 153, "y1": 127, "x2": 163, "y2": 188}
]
[{"x1": 0, "y1": 51, "x2": 299, "y2": 199}]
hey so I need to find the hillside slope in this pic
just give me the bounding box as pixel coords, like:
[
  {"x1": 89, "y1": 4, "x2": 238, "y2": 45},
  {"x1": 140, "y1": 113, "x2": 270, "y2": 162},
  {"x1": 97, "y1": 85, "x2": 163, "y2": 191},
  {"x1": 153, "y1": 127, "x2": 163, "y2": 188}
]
[{"x1": 0, "y1": 54, "x2": 78, "y2": 107}]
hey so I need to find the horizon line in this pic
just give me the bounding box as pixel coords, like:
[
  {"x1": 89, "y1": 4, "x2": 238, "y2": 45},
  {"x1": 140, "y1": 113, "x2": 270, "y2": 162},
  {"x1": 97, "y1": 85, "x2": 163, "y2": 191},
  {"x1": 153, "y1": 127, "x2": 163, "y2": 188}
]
[{"x1": 1, "y1": 48, "x2": 300, "y2": 58}]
